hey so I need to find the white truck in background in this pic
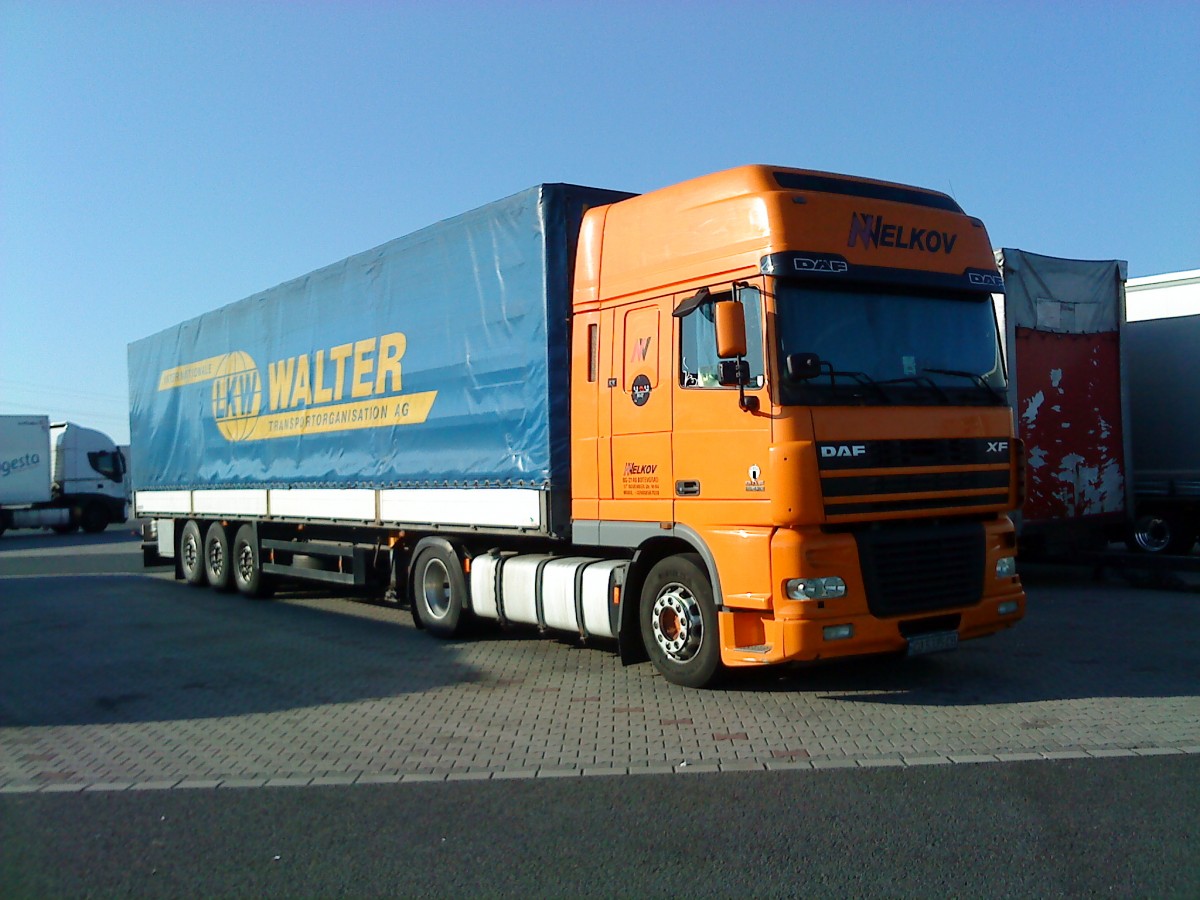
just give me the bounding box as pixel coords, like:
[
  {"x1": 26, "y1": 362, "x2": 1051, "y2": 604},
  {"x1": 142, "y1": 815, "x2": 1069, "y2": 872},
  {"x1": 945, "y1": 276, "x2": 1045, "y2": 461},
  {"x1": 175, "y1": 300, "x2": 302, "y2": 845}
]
[
  {"x1": 0, "y1": 416, "x2": 128, "y2": 536},
  {"x1": 1124, "y1": 269, "x2": 1200, "y2": 554}
]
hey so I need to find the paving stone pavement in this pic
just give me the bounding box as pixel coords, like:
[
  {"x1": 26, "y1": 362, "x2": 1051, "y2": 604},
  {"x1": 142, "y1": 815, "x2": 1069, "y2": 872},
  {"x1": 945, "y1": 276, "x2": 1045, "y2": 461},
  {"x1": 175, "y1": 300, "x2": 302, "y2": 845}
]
[{"x1": 1, "y1": 570, "x2": 1198, "y2": 792}]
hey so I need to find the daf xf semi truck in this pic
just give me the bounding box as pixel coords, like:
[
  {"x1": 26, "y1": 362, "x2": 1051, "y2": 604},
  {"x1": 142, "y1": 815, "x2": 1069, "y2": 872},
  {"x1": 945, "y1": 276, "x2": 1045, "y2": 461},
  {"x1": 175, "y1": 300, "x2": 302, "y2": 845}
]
[{"x1": 130, "y1": 165, "x2": 1026, "y2": 687}]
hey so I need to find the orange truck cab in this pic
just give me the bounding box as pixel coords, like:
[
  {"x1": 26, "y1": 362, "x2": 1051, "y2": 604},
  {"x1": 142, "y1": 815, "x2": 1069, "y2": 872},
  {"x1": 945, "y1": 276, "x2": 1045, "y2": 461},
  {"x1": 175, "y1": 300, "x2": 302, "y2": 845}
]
[{"x1": 569, "y1": 165, "x2": 1025, "y2": 686}]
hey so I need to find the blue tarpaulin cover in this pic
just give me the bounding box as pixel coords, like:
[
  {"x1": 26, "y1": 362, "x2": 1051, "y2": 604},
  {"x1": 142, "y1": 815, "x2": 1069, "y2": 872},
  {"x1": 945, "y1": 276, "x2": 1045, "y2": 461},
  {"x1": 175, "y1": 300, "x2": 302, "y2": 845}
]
[{"x1": 128, "y1": 184, "x2": 631, "y2": 497}]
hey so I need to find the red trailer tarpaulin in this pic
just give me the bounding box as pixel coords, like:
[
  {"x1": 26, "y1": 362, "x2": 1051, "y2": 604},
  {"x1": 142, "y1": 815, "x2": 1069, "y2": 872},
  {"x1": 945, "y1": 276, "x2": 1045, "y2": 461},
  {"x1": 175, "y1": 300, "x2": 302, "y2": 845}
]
[{"x1": 994, "y1": 249, "x2": 1130, "y2": 547}]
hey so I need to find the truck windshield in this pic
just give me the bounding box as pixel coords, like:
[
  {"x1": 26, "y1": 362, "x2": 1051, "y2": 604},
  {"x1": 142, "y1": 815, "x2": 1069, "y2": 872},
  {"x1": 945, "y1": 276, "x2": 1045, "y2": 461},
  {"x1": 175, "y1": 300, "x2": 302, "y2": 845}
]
[{"x1": 775, "y1": 281, "x2": 1006, "y2": 406}]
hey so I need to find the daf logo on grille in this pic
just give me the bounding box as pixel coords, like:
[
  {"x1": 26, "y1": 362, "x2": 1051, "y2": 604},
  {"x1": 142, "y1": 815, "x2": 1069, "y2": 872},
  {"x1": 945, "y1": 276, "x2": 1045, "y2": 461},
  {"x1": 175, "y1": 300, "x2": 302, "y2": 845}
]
[{"x1": 821, "y1": 444, "x2": 867, "y2": 458}]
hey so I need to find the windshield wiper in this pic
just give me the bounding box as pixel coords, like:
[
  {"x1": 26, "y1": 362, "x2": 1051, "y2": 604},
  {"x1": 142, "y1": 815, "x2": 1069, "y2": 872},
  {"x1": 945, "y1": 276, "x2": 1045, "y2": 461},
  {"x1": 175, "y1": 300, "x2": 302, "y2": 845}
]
[
  {"x1": 819, "y1": 367, "x2": 892, "y2": 404},
  {"x1": 922, "y1": 368, "x2": 1006, "y2": 404},
  {"x1": 877, "y1": 375, "x2": 951, "y2": 404}
]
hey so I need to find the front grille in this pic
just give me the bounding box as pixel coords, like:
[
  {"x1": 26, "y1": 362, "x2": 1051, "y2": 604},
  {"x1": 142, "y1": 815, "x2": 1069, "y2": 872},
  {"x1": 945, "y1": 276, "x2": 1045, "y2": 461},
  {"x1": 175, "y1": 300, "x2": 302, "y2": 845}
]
[
  {"x1": 855, "y1": 522, "x2": 985, "y2": 618},
  {"x1": 818, "y1": 437, "x2": 1011, "y2": 519},
  {"x1": 816, "y1": 438, "x2": 1004, "y2": 471}
]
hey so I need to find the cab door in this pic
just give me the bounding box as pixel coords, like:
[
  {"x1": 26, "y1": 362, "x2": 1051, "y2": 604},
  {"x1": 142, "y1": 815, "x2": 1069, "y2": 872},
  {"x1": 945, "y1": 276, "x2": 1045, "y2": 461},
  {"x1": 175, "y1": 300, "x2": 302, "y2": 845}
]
[
  {"x1": 602, "y1": 298, "x2": 674, "y2": 522},
  {"x1": 671, "y1": 280, "x2": 774, "y2": 606}
]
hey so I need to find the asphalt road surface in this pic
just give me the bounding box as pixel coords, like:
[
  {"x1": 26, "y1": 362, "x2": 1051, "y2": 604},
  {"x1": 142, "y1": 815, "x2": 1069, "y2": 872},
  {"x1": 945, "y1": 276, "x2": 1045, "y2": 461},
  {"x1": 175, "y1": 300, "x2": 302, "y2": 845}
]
[{"x1": 1, "y1": 530, "x2": 1197, "y2": 897}]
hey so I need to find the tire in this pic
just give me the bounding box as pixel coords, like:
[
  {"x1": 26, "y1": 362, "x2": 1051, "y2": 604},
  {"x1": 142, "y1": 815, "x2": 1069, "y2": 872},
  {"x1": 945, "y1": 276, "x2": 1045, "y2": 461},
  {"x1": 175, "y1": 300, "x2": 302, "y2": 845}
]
[
  {"x1": 204, "y1": 521, "x2": 234, "y2": 592},
  {"x1": 180, "y1": 520, "x2": 207, "y2": 586},
  {"x1": 411, "y1": 544, "x2": 469, "y2": 638},
  {"x1": 1126, "y1": 512, "x2": 1197, "y2": 555},
  {"x1": 232, "y1": 524, "x2": 274, "y2": 598},
  {"x1": 81, "y1": 503, "x2": 108, "y2": 534},
  {"x1": 639, "y1": 553, "x2": 722, "y2": 688}
]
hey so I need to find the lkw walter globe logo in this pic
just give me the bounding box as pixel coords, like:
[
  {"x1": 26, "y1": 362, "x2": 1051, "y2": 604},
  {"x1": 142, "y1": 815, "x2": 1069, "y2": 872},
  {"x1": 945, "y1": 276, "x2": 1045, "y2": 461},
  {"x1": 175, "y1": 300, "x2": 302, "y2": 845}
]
[{"x1": 210, "y1": 351, "x2": 262, "y2": 441}]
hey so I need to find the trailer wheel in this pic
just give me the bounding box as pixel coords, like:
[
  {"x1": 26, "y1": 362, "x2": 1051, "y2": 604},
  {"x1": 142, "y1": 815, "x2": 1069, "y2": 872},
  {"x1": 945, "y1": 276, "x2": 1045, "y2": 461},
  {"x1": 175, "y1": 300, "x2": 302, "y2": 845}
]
[
  {"x1": 412, "y1": 544, "x2": 469, "y2": 638},
  {"x1": 1127, "y1": 512, "x2": 1197, "y2": 555},
  {"x1": 639, "y1": 553, "x2": 722, "y2": 688},
  {"x1": 204, "y1": 522, "x2": 234, "y2": 592},
  {"x1": 180, "y1": 520, "x2": 207, "y2": 586},
  {"x1": 232, "y1": 524, "x2": 274, "y2": 599}
]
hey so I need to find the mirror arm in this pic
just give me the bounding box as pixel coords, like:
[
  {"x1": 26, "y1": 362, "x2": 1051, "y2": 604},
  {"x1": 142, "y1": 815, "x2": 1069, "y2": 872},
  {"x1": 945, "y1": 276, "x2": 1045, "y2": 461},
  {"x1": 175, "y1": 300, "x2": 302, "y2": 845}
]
[{"x1": 732, "y1": 281, "x2": 758, "y2": 412}]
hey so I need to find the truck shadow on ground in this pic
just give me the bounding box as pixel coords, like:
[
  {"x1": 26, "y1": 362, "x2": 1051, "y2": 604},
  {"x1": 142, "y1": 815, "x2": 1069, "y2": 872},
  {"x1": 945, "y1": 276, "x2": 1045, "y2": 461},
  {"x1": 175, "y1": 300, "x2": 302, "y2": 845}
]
[
  {"x1": 3, "y1": 571, "x2": 1197, "y2": 727},
  {"x1": 0, "y1": 576, "x2": 482, "y2": 728},
  {"x1": 0, "y1": 529, "x2": 143, "y2": 553}
]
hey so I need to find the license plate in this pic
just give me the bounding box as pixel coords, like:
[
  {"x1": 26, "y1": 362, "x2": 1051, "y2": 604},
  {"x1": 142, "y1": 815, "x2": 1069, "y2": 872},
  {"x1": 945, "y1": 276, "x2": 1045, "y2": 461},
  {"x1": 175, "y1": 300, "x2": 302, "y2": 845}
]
[{"x1": 906, "y1": 630, "x2": 959, "y2": 657}]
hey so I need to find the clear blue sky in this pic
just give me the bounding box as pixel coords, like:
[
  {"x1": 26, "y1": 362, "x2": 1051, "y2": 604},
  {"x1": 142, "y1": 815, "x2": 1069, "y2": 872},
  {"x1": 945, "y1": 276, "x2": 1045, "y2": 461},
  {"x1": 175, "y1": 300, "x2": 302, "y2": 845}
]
[{"x1": 2, "y1": 1, "x2": 1197, "y2": 444}]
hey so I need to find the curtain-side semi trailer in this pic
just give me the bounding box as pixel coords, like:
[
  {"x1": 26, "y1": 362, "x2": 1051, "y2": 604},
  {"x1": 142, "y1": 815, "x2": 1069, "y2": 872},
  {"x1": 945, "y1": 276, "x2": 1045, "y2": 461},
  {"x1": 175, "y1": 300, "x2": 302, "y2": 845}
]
[
  {"x1": 992, "y1": 250, "x2": 1131, "y2": 555},
  {"x1": 1124, "y1": 269, "x2": 1200, "y2": 555},
  {"x1": 130, "y1": 165, "x2": 1026, "y2": 687}
]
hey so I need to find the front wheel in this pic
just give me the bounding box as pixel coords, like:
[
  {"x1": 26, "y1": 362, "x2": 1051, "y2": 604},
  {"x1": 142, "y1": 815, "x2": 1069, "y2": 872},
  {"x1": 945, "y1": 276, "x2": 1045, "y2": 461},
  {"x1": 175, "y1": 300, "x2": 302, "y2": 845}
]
[
  {"x1": 639, "y1": 553, "x2": 721, "y2": 688},
  {"x1": 411, "y1": 544, "x2": 469, "y2": 638},
  {"x1": 81, "y1": 503, "x2": 109, "y2": 534}
]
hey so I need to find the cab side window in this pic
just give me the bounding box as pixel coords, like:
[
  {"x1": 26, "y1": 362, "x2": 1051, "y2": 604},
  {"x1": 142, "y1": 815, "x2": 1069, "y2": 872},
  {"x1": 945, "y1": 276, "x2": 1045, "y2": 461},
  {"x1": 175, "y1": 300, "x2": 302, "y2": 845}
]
[
  {"x1": 88, "y1": 450, "x2": 124, "y2": 483},
  {"x1": 679, "y1": 287, "x2": 764, "y2": 388}
]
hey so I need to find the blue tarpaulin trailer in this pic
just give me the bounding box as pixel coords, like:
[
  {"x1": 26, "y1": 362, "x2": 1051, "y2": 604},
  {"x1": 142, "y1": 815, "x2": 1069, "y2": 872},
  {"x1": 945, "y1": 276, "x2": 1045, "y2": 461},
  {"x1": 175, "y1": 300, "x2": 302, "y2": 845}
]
[{"x1": 129, "y1": 183, "x2": 631, "y2": 538}]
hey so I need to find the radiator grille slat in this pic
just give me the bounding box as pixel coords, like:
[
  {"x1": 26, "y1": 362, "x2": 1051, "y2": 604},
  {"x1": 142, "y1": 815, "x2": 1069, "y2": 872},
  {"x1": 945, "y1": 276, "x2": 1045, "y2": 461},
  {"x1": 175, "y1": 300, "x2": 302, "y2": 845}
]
[{"x1": 818, "y1": 438, "x2": 1012, "y2": 519}]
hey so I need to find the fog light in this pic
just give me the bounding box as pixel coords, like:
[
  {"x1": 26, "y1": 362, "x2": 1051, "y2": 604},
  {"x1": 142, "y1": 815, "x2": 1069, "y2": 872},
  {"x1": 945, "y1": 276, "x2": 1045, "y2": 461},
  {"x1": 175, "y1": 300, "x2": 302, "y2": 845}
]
[
  {"x1": 787, "y1": 576, "x2": 847, "y2": 600},
  {"x1": 823, "y1": 624, "x2": 854, "y2": 641},
  {"x1": 996, "y1": 556, "x2": 1017, "y2": 579},
  {"x1": 998, "y1": 601, "x2": 1019, "y2": 616}
]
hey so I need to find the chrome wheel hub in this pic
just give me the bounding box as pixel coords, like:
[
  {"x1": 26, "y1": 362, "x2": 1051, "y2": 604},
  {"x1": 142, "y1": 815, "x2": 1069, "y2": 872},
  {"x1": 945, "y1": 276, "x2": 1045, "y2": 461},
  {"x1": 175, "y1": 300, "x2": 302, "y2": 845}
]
[
  {"x1": 183, "y1": 535, "x2": 198, "y2": 570},
  {"x1": 651, "y1": 583, "x2": 703, "y2": 662},
  {"x1": 422, "y1": 559, "x2": 452, "y2": 619},
  {"x1": 237, "y1": 544, "x2": 255, "y2": 581},
  {"x1": 1133, "y1": 516, "x2": 1170, "y2": 553},
  {"x1": 208, "y1": 540, "x2": 224, "y2": 576}
]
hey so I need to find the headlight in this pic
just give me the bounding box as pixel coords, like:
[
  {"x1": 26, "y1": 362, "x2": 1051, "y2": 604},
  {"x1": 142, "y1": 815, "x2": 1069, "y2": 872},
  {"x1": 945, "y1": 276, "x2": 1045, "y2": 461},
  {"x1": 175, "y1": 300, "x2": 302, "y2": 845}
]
[
  {"x1": 786, "y1": 576, "x2": 847, "y2": 600},
  {"x1": 995, "y1": 556, "x2": 1017, "y2": 579}
]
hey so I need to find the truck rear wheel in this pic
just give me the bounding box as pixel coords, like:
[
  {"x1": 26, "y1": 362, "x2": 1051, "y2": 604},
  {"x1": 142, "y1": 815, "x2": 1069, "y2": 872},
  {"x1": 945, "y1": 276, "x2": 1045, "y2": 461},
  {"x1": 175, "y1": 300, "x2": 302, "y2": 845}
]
[
  {"x1": 232, "y1": 524, "x2": 274, "y2": 599},
  {"x1": 204, "y1": 522, "x2": 234, "y2": 592},
  {"x1": 180, "y1": 520, "x2": 207, "y2": 586},
  {"x1": 412, "y1": 544, "x2": 469, "y2": 638},
  {"x1": 639, "y1": 553, "x2": 721, "y2": 688}
]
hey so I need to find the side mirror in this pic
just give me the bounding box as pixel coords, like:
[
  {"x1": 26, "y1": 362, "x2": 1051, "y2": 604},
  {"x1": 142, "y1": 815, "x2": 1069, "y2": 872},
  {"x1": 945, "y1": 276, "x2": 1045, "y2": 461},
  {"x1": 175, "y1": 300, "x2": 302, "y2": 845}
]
[
  {"x1": 714, "y1": 301, "x2": 747, "y2": 359},
  {"x1": 785, "y1": 352, "x2": 822, "y2": 381},
  {"x1": 718, "y1": 359, "x2": 751, "y2": 387}
]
